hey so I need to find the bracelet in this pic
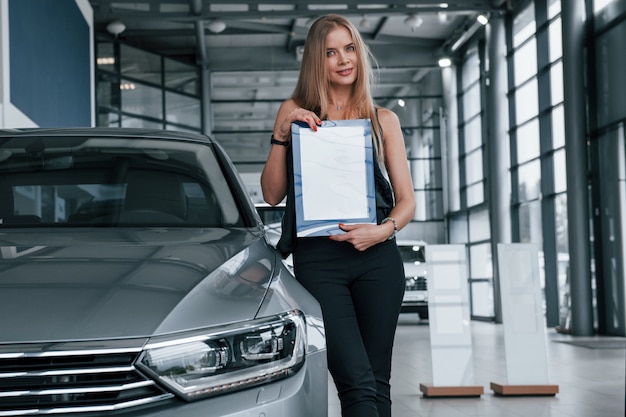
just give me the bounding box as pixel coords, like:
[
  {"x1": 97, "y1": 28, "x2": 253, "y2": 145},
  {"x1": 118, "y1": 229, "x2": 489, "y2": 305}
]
[
  {"x1": 381, "y1": 217, "x2": 398, "y2": 240},
  {"x1": 270, "y1": 135, "x2": 289, "y2": 146}
]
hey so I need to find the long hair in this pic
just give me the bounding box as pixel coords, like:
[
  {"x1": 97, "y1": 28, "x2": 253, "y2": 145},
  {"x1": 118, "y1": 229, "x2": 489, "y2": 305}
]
[{"x1": 291, "y1": 14, "x2": 385, "y2": 161}]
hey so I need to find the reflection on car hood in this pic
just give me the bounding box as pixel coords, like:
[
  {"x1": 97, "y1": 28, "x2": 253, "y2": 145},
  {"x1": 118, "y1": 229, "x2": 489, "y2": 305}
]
[{"x1": 0, "y1": 227, "x2": 276, "y2": 343}]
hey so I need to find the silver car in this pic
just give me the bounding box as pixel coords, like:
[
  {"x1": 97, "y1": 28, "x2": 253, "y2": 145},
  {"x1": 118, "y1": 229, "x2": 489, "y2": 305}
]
[{"x1": 0, "y1": 128, "x2": 327, "y2": 417}]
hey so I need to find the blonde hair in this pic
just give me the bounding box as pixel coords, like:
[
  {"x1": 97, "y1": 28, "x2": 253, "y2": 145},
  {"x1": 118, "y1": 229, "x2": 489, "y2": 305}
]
[{"x1": 292, "y1": 14, "x2": 385, "y2": 160}]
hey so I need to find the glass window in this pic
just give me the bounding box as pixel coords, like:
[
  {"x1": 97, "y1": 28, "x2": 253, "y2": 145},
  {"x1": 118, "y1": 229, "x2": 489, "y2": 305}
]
[
  {"x1": 553, "y1": 149, "x2": 567, "y2": 193},
  {"x1": 463, "y1": 83, "x2": 482, "y2": 119},
  {"x1": 449, "y1": 214, "x2": 468, "y2": 244},
  {"x1": 98, "y1": 110, "x2": 120, "y2": 127},
  {"x1": 552, "y1": 104, "x2": 565, "y2": 148},
  {"x1": 549, "y1": 17, "x2": 563, "y2": 62},
  {"x1": 514, "y1": 39, "x2": 538, "y2": 86},
  {"x1": 461, "y1": 49, "x2": 480, "y2": 89},
  {"x1": 594, "y1": 0, "x2": 625, "y2": 15},
  {"x1": 465, "y1": 149, "x2": 483, "y2": 184},
  {"x1": 517, "y1": 159, "x2": 541, "y2": 201},
  {"x1": 96, "y1": 71, "x2": 120, "y2": 110},
  {"x1": 513, "y1": 3, "x2": 536, "y2": 47},
  {"x1": 466, "y1": 182, "x2": 484, "y2": 207},
  {"x1": 121, "y1": 81, "x2": 163, "y2": 119},
  {"x1": 213, "y1": 131, "x2": 269, "y2": 166},
  {"x1": 120, "y1": 44, "x2": 162, "y2": 85},
  {"x1": 548, "y1": 0, "x2": 561, "y2": 19},
  {"x1": 470, "y1": 280, "x2": 495, "y2": 317},
  {"x1": 595, "y1": 21, "x2": 626, "y2": 127},
  {"x1": 469, "y1": 208, "x2": 490, "y2": 242},
  {"x1": 550, "y1": 61, "x2": 564, "y2": 105},
  {"x1": 121, "y1": 116, "x2": 162, "y2": 129},
  {"x1": 515, "y1": 79, "x2": 539, "y2": 124},
  {"x1": 96, "y1": 42, "x2": 115, "y2": 68},
  {"x1": 516, "y1": 119, "x2": 540, "y2": 164},
  {"x1": 396, "y1": 98, "x2": 443, "y2": 129},
  {"x1": 554, "y1": 193, "x2": 569, "y2": 254},
  {"x1": 212, "y1": 101, "x2": 279, "y2": 132},
  {"x1": 165, "y1": 58, "x2": 199, "y2": 96},
  {"x1": 165, "y1": 91, "x2": 201, "y2": 128},
  {"x1": 518, "y1": 200, "x2": 543, "y2": 245},
  {"x1": 120, "y1": 45, "x2": 162, "y2": 85},
  {"x1": 464, "y1": 117, "x2": 482, "y2": 152},
  {"x1": 414, "y1": 190, "x2": 444, "y2": 221},
  {"x1": 413, "y1": 158, "x2": 443, "y2": 189},
  {"x1": 470, "y1": 243, "x2": 492, "y2": 278},
  {"x1": 166, "y1": 124, "x2": 201, "y2": 134},
  {"x1": 456, "y1": 44, "x2": 485, "y2": 212}
]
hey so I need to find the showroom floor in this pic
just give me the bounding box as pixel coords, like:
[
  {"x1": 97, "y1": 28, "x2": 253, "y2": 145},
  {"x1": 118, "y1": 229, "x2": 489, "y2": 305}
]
[{"x1": 327, "y1": 315, "x2": 625, "y2": 417}]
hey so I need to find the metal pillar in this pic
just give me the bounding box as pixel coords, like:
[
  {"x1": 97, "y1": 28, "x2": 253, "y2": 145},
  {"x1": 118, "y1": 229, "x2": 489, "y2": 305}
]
[
  {"x1": 201, "y1": 68, "x2": 212, "y2": 136},
  {"x1": 561, "y1": 0, "x2": 594, "y2": 335},
  {"x1": 486, "y1": 17, "x2": 511, "y2": 324}
]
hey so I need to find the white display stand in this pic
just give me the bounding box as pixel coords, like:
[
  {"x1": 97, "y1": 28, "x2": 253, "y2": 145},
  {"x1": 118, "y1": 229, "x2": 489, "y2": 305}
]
[
  {"x1": 419, "y1": 245, "x2": 483, "y2": 397},
  {"x1": 491, "y1": 243, "x2": 559, "y2": 396}
]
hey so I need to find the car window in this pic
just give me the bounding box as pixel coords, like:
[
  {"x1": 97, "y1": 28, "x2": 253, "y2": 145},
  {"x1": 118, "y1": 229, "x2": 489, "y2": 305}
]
[{"x1": 0, "y1": 135, "x2": 245, "y2": 227}]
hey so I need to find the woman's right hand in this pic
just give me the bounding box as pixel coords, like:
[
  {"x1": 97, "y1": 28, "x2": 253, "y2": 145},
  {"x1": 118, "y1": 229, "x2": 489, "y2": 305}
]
[
  {"x1": 274, "y1": 105, "x2": 322, "y2": 141},
  {"x1": 262, "y1": 101, "x2": 321, "y2": 205}
]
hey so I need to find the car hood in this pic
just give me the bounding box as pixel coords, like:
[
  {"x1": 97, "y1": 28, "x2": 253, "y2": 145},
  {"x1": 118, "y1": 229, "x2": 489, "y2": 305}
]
[{"x1": 0, "y1": 227, "x2": 278, "y2": 343}]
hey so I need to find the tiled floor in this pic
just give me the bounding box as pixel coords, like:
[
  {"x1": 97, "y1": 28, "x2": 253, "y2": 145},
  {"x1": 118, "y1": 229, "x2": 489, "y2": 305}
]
[{"x1": 328, "y1": 314, "x2": 625, "y2": 417}]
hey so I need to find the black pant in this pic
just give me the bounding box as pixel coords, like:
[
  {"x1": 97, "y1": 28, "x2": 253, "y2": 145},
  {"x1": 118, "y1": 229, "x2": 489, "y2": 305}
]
[{"x1": 293, "y1": 238, "x2": 405, "y2": 417}]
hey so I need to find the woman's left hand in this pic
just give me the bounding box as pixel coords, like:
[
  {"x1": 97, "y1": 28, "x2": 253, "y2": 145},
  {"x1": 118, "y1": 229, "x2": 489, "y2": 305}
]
[{"x1": 329, "y1": 222, "x2": 392, "y2": 251}]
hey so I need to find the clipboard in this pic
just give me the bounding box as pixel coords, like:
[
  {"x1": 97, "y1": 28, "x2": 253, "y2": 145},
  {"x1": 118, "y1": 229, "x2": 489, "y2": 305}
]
[{"x1": 291, "y1": 119, "x2": 376, "y2": 237}]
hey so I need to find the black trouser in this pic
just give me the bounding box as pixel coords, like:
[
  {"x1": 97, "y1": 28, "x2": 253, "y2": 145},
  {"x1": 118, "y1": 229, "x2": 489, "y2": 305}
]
[{"x1": 293, "y1": 238, "x2": 405, "y2": 417}]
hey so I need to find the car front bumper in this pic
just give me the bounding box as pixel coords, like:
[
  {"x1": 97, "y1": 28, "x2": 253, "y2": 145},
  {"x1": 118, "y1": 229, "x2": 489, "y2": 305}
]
[{"x1": 103, "y1": 348, "x2": 328, "y2": 417}]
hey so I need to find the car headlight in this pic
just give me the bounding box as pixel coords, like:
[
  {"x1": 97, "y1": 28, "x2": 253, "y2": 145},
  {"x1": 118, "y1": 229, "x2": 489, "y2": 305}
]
[{"x1": 136, "y1": 310, "x2": 306, "y2": 401}]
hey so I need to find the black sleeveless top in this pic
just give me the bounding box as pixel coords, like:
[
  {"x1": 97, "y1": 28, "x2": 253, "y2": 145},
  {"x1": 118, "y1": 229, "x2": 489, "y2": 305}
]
[{"x1": 276, "y1": 117, "x2": 394, "y2": 257}]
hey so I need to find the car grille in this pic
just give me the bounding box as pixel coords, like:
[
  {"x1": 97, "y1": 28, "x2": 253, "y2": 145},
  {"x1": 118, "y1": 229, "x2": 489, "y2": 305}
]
[
  {"x1": 405, "y1": 276, "x2": 427, "y2": 291},
  {"x1": 0, "y1": 343, "x2": 173, "y2": 416}
]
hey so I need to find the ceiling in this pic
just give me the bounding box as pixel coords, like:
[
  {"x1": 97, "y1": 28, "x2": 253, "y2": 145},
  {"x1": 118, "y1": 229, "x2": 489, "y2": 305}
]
[{"x1": 88, "y1": 1, "x2": 511, "y2": 166}]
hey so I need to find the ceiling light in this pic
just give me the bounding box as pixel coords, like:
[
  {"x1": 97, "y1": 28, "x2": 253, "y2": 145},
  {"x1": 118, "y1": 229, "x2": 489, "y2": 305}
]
[
  {"x1": 439, "y1": 3, "x2": 449, "y2": 8},
  {"x1": 397, "y1": 99, "x2": 406, "y2": 108},
  {"x1": 106, "y1": 20, "x2": 126, "y2": 37},
  {"x1": 207, "y1": 19, "x2": 226, "y2": 33},
  {"x1": 360, "y1": 15, "x2": 370, "y2": 29},
  {"x1": 477, "y1": 14, "x2": 489, "y2": 25},
  {"x1": 438, "y1": 57, "x2": 452, "y2": 68},
  {"x1": 404, "y1": 14, "x2": 423, "y2": 31},
  {"x1": 96, "y1": 57, "x2": 115, "y2": 65}
]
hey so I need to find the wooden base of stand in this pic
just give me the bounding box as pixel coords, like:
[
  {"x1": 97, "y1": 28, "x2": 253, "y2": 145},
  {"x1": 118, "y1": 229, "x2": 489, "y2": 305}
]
[
  {"x1": 419, "y1": 383, "x2": 484, "y2": 397},
  {"x1": 490, "y1": 382, "x2": 559, "y2": 396}
]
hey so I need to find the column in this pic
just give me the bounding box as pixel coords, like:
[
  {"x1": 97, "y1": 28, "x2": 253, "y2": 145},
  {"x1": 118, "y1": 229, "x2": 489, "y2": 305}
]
[
  {"x1": 561, "y1": 0, "x2": 594, "y2": 335},
  {"x1": 486, "y1": 16, "x2": 511, "y2": 324}
]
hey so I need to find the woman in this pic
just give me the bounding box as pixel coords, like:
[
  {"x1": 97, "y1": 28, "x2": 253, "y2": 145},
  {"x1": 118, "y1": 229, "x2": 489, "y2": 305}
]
[{"x1": 261, "y1": 14, "x2": 416, "y2": 417}]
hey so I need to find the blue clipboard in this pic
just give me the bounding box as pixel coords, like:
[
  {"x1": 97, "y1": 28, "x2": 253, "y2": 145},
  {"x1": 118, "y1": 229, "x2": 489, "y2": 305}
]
[{"x1": 291, "y1": 119, "x2": 376, "y2": 237}]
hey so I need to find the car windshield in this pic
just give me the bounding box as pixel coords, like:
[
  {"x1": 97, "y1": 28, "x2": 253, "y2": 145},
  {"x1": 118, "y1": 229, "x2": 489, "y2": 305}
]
[
  {"x1": 0, "y1": 135, "x2": 244, "y2": 228},
  {"x1": 397, "y1": 244, "x2": 426, "y2": 263}
]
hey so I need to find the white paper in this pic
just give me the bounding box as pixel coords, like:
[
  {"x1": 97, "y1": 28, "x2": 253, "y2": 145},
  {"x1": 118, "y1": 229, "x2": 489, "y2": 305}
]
[{"x1": 299, "y1": 126, "x2": 368, "y2": 221}]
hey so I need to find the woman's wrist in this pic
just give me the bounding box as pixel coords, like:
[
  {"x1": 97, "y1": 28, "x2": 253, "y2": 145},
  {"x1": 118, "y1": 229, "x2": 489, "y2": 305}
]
[
  {"x1": 270, "y1": 135, "x2": 290, "y2": 146},
  {"x1": 381, "y1": 217, "x2": 398, "y2": 240}
]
